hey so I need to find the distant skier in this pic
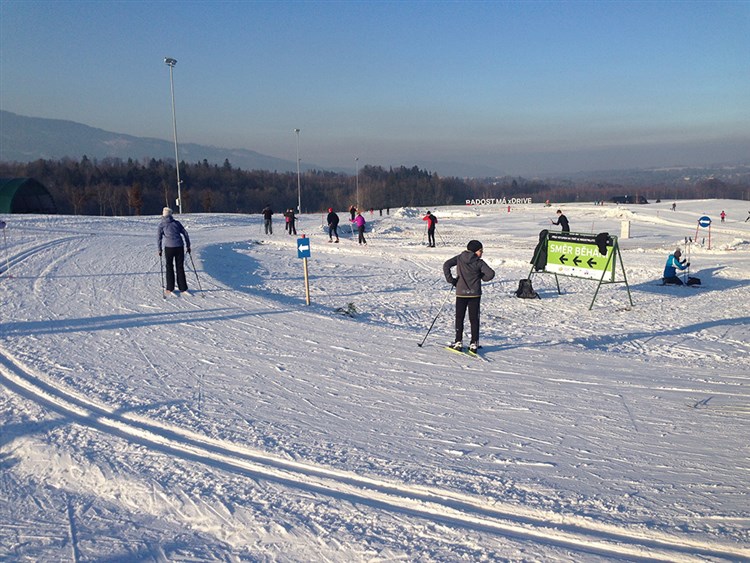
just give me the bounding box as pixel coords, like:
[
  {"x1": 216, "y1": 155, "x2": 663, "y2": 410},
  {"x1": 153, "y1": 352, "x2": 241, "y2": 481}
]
[
  {"x1": 158, "y1": 207, "x2": 191, "y2": 294},
  {"x1": 443, "y1": 240, "x2": 495, "y2": 353},
  {"x1": 422, "y1": 210, "x2": 438, "y2": 247},
  {"x1": 720, "y1": 210, "x2": 726, "y2": 223},
  {"x1": 262, "y1": 204, "x2": 273, "y2": 235},
  {"x1": 285, "y1": 208, "x2": 297, "y2": 235},
  {"x1": 327, "y1": 207, "x2": 340, "y2": 243},
  {"x1": 551, "y1": 209, "x2": 570, "y2": 232},
  {"x1": 662, "y1": 248, "x2": 689, "y2": 285},
  {"x1": 352, "y1": 211, "x2": 367, "y2": 245},
  {"x1": 672, "y1": 202, "x2": 677, "y2": 212}
]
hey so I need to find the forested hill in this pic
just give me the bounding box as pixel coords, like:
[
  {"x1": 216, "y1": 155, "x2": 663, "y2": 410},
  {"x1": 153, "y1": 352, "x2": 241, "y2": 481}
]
[
  {"x1": 1, "y1": 156, "x2": 747, "y2": 216},
  {"x1": 0, "y1": 157, "x2": 475, "y2": 215}
]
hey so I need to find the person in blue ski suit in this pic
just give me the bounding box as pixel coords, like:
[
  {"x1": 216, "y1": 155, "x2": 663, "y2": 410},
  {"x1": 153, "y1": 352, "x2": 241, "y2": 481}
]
[
  {"x1": 158, "y1": 207, "x2": 191, "y2": 293},
  {"x1": 662, "y1": 248, "x2": 689, "y2": 285}
]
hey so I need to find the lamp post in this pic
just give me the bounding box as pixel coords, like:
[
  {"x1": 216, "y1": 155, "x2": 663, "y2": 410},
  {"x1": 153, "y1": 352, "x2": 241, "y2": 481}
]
[
  {"x1": 294, "y1": 128, "x2": 301, "y2": 214},
  {"x1": 164, "y1": 57, "x2": 182, "y2": 214},
  {"x1": 355, "y1": 156, "x2": 359, "y2": 210}
]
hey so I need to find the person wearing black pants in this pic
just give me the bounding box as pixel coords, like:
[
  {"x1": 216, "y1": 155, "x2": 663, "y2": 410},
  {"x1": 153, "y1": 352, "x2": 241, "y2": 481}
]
[
  {"x1": 422, "y1": 210, "x2": 438, "y2": 247},
  {"x1": 164, "y1": 246, "x2": 187, "y2": 292},
  {"x1": 443, "y1": 240, "x2": 495, "y2": 352},
  {"x1": 326, "y1": 207, "x2": 340, "y2": 242},
  {"x1": 158, "y1": 207, "x2": 191, "y2": 294}
]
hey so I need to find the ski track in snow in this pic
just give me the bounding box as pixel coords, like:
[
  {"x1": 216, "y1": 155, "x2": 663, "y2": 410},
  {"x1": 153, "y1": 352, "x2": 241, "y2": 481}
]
[
  {"x1": 0, "y1": 347, "x2": 745, "y2": 563},
  {"x1": 1, "y1": 201, "x2": 749, "y2": 561}
]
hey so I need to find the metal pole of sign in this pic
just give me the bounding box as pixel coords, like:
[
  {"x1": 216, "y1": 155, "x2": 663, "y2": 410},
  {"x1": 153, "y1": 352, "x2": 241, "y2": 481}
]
[{"x1": 589, "y1": 246, "x2": 616, "y2": 310}]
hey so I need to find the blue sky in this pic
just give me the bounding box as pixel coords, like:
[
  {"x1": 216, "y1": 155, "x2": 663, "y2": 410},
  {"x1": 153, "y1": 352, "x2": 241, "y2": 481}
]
[{"x1": 1, "y1": 0, "x2": 748, "y2": 175}]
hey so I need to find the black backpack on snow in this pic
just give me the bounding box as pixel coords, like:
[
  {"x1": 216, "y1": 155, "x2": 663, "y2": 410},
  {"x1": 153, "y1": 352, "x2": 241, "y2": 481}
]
[{"x1": 516, "y1": 278, "x2": 540, "y2": 299}]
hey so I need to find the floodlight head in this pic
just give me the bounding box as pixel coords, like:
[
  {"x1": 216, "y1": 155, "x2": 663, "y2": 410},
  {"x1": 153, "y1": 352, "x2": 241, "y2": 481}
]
[{"x1": 164, "y1": 57, "x2": 177, "y2": 66}]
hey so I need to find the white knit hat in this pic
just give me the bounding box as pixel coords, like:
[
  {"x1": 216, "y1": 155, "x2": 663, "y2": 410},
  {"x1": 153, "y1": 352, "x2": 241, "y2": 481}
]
[{"x1": 162, "y1": 207, "x2": 173, "y2": 217}]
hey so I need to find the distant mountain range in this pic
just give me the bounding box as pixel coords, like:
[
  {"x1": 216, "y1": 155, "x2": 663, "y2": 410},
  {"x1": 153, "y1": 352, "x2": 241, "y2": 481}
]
[
  {"x1": 0, "y1": 110, "x2": 307, "y2": 173},
  {"x1": 2, "y1": 110, "x2": 748, "y2": 183}
]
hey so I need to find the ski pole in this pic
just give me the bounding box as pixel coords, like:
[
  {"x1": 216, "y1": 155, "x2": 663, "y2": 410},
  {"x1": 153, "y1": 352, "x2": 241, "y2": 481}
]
[
  {"x1": 188, "y1": 250, "x2": 204, "y2": 296},
  {"x1": 159, "y1": 252, "x2": 166, "y2": 299},
  {"x1": 417, "y1": 285, "x2": 454, "y2": 347},
  {"x1": 436, "y1": 227, "x2": 447, "y2": 247}
]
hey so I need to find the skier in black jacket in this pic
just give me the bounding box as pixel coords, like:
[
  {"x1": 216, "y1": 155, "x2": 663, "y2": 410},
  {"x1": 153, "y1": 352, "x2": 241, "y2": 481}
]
[
  {"x1": 551, "y1": 209, "x2": 570, "y2": 232},
  {"x1": 262, "y1": 204, "x2": 273, "y2": 235},
  {"x1": 443, "y1": 240, "x2": 495, "y2": 353},
  {"x1": 326, "y1": 208, "x2": 340, "y2": 242}
]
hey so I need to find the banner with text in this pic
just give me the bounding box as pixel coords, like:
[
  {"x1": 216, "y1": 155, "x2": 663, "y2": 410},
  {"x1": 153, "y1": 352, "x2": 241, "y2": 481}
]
[
  {"x1": 466, "y1": 197, "x2": 533, "y2": 206},
  {"x1": 545, "y1": 233, "x2": 614, "y2": 281}
]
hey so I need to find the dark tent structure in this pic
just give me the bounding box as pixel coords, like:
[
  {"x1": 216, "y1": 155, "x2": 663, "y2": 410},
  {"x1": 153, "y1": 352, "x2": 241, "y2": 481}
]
[{"x1": 0, "y1": 178, "x2": 57, "y2": 214}]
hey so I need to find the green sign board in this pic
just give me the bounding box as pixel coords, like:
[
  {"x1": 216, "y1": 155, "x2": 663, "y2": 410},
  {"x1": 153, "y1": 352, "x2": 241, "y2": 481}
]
[{"x1": 545, "y1": 233, "x2": 615, "y2": 281}]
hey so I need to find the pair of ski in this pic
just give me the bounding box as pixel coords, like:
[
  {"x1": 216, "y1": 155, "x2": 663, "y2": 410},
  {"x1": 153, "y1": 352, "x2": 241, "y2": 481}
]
[
  {"x1": 444, "y1": 345, "x2": 487, "y2": 361},
  {"x1": 163, "y1": 289, "x2": 192, "y2": 299}
]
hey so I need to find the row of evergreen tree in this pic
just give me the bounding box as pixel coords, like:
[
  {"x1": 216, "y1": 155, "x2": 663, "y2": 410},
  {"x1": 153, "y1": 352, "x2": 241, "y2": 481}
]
[
  {"x1": 0, "y1": 157, "x2": 482, "y2": 215},
  {"x1": 0, "y1": 156, "x2": 745, "y2": 216}
]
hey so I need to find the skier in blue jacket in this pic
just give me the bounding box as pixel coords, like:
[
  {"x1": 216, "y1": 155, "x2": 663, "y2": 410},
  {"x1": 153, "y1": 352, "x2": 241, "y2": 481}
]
[
  {"x1": 158, "y1": 207, "x2": 191, "y2": 293},
  {"x1": 663, "y1": 248, "x2": 689, "y2": 285}
]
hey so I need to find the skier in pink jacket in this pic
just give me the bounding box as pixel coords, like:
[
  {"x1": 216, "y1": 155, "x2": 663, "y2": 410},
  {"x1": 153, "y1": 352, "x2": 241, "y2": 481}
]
[{"x1": 352, "y1": 212, "x2": 367, "y2": 245}]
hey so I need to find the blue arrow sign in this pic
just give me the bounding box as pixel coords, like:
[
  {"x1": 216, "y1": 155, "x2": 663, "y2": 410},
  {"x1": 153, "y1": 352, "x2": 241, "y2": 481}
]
[
  {"x1": 698, "y1": 216, "x2": 711, "y2": 228},
  {"x1": 297, "y1": 237, "x2": 311, "y2": 259}
]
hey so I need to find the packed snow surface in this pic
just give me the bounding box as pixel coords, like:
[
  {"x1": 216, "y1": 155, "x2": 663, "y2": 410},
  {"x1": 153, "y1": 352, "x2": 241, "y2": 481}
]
[{"x1": 1, "y1": 199, "x2": 748, "y2": 561}]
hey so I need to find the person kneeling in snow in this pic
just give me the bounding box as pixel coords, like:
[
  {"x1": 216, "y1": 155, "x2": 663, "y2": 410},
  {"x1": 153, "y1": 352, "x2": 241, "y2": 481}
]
[{"x1": 662, "y1": 248, "x2": 689, "y2": 285}]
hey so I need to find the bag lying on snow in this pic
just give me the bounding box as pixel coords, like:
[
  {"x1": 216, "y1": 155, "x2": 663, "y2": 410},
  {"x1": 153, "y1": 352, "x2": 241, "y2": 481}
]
[
  {"x1": 516, "y1": 278, "x2": 540, "y2": 299},
  {"x1": 686, "y1": 276, "x2": 701, "y2": 286}
]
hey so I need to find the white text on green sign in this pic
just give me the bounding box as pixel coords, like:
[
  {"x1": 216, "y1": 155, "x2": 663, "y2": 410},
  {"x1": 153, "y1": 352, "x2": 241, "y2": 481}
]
[{"x1": 545, "y1": 233, "x2": 614, "y2": 280}]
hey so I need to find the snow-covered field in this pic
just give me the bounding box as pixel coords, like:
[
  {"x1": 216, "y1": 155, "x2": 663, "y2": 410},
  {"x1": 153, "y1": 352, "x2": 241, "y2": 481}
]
[{"x1": 1, "y1": 199, "x2": 748, "y2": 561}]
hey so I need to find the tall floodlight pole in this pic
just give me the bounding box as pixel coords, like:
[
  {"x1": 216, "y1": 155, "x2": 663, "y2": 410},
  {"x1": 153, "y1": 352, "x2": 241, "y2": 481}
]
[
  {"x1": 355, "y1": 156, "x2": 359, "y2": 209},
  {"x1": 164, "y1": 57, "x2": 182, "y2": 214},
  {"x1": 294, "y1": 128, "x2": 301, "y2": 214}
]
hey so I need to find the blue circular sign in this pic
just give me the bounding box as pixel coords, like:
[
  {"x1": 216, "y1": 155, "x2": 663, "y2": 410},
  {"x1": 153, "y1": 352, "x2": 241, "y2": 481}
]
[{"x1": 698, "y1": 216, "x2": 711, "y2": 228}]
